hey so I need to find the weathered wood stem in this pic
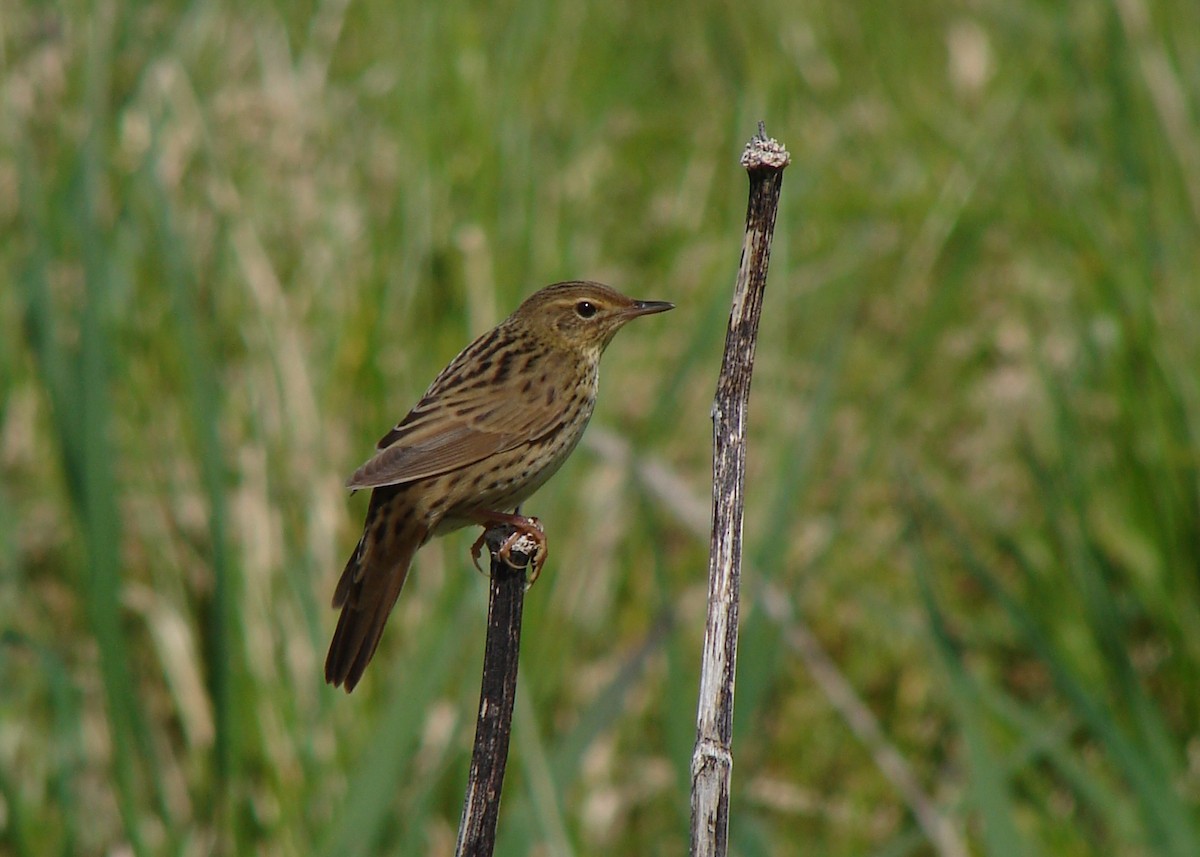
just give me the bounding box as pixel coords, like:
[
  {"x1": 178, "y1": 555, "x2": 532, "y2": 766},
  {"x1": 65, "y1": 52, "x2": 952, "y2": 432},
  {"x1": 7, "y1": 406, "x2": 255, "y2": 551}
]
[
  {"x1": 690, "y1": 124, "x2": 789, "y2": 857},
  {"x1": 455, "y1": 526, "x2": 535, "y2": 857}
]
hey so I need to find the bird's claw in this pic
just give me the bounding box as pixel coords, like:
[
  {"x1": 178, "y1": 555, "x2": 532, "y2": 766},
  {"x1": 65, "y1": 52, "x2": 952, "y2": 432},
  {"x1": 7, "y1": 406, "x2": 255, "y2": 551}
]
[
  {"x1": 470, "y1": 514, "x2": 546, "y2": 585},
  {"x1": 470, "y1": 530, "x2": 488, "y2": 573},
  {"x1": 498, "y1": 518, "x2": 546, "y2": 587}
]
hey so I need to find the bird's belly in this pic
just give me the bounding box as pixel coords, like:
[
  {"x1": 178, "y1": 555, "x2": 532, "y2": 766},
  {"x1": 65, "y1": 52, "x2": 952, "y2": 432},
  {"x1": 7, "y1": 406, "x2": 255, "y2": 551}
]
[{"x1": 431, "y1": 426, "x2": 588, "y2": 535}]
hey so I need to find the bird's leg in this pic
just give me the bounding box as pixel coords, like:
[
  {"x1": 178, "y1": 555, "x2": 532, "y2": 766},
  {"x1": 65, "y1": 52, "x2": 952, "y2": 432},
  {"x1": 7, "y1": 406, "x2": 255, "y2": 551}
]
[{"x1": 468, "y1": 508, "x2": 547, "y2": 584}]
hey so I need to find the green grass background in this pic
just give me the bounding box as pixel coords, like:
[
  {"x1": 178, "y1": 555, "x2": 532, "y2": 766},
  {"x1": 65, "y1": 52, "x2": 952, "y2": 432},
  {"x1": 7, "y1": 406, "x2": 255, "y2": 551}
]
[{"x1": 4, "y1": 0, "x2": 1200, "y2": 854}]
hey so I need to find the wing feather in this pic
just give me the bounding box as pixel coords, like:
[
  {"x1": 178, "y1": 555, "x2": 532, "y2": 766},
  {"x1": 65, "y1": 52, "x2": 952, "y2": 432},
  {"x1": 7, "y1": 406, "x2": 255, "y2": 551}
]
[{"x1": 346, "y1": 335, "x2": 577, "y2": 489}]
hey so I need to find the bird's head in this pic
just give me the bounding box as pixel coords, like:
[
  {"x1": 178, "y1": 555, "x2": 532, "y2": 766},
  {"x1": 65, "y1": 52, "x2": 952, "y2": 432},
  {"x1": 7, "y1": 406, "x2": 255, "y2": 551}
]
[{"x1": 511, "y1": 281, "x2": 674, "y2": 356}]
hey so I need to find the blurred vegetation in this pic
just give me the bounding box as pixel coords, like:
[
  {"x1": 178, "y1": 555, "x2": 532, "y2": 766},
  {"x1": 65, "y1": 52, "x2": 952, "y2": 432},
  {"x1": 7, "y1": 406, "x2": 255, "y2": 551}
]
[{"x1": 3, "y1": 0, "x2": 1199, "y2": 854}]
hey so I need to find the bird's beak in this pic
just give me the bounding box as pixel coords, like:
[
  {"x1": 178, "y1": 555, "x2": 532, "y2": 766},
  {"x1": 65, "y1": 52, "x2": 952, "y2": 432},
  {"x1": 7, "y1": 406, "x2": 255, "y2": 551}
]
[{"x1": 624, "y1": 300, "x2": 675, "y2": 318}]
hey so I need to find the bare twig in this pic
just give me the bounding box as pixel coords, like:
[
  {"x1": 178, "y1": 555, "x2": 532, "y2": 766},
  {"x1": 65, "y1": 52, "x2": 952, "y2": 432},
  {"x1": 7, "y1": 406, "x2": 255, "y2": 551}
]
[
  {"x1": 455, "y1": 525, "x2": 537, "y2": 857},
  {"x1": 690, "y1": 124, "x2": 789, "y2": 857},
  {"x1": 760, "y1": 586, "x2": 969, "y2": 857},
  {"x1": 585, "y1": 427, "x2": 968, "y2": 857}
]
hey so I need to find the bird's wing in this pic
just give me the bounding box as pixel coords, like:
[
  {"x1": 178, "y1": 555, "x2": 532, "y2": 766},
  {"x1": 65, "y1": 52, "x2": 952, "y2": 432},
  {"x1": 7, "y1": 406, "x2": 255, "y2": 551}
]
[{"x1": 346, "y1": 345, "x2": 573, "y2": 489}]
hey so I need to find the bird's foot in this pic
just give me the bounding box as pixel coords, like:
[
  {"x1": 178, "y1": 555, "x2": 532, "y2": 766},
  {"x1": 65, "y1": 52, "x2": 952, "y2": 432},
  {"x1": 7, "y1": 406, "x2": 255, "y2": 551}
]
[{"x1": 469, "y1": 510, "x2": 547, "y2": 585}]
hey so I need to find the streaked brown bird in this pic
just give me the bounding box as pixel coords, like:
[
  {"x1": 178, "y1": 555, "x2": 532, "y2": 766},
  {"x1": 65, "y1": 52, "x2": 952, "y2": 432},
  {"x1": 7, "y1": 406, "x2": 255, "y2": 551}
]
[{"x1": 326, "y1": 281, "x2": 673, "y2": 691}]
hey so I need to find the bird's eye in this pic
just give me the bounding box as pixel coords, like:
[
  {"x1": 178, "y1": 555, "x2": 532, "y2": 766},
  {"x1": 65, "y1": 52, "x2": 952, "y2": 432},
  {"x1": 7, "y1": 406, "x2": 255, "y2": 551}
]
[{"x1": 575, "y1": 300, "x2": 597, "y2": 319}]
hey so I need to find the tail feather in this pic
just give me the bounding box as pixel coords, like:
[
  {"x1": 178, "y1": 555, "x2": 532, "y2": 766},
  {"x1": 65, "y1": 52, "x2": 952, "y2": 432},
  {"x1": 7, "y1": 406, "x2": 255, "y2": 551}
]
[{"x1": 325, "y1": 486, "x2": 427, "y2": 692}]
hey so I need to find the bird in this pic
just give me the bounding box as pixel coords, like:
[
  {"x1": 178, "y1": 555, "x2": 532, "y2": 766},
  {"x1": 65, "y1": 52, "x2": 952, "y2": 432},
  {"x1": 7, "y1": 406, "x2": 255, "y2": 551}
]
[{"x1": 325, "y1": 281, "x2": 674, "y2": 691}]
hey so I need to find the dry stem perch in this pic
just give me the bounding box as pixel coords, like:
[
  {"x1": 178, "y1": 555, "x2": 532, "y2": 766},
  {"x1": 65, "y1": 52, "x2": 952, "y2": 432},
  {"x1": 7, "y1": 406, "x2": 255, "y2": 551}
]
[
  {"x1": 690, "y1": 125, "x2": 789, "y2": 857},
  {"x1": 454, "y1": 526, "x2": 537, "y2": 857}
]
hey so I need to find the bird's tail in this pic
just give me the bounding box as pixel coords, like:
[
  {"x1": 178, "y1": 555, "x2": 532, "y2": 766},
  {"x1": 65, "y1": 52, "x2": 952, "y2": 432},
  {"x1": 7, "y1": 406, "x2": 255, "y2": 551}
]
[{"x1": 325, "y1": 485, "x2": 426, "y2": 692}]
